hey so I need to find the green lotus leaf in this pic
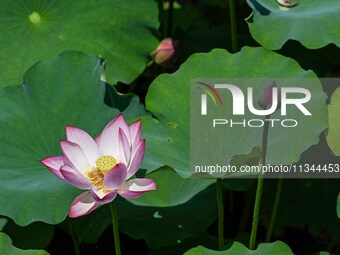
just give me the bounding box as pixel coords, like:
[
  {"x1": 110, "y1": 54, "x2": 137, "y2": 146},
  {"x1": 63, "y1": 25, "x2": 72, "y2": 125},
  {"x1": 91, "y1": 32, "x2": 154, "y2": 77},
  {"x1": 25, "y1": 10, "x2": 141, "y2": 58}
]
[
  {"x1": 142, "y1": 47, "x2": 327, "y2": 178},
  {"x1": 130, "y1": 167, "x2": 215, "y2": 207},
  {"x1": 183, "y1": 241, "x2": 294, "y2": 255},
  {"x1": 0, "y1": 233, "x2": 49, "y2": 255},
  {"x1": 0, "y1": 51, "x2": 119, "y2": 226},
  {"x1": 326, "y1": 88, "x2": 340, "y2": 156},
  {"x1": 0, "y1": 0, "x2": 159, "y2": 87},
  {"x1": 246, "y1": 0, "x2": 340, "y2": 50}
]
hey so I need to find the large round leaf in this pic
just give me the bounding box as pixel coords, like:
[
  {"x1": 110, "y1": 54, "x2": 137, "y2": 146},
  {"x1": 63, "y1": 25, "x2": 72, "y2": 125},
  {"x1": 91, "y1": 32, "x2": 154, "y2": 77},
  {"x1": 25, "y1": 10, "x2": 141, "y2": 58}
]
[
  {"x1": 130, "y1": 167, "x2": 215, "y2": 207},
  {"x1": 183, "y1": 241, "x2": 294, "y2": 255},
  {"x1": 0, "y1": 233, "x2": 49, "y2": 255},
  {"x1": 142, "y1": 47, "x2": 327, "y2": 178},
  {"x1": 0, "y1": 51, "x2": 119, "y2": 226},
  {"x1": 0, "y1": 0, "x2": 159, "y2": 87},
  {"x1": 326, "y1": 88, "x2": 340, "y2": 156},
  {"x1": 246, "y1": 0, "x2": 340, "y2": 50}
]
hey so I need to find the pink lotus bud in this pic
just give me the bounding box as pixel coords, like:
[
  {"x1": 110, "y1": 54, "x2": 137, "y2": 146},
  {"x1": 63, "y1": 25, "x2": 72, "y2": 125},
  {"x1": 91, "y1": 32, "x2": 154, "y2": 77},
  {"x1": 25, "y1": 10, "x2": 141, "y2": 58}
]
[
  {"x1": 151, "y1": 38, "x2": 178, "y2": 67},
  {"x1": 258, "y1": 81, "x2": 281, "y2": 110}
]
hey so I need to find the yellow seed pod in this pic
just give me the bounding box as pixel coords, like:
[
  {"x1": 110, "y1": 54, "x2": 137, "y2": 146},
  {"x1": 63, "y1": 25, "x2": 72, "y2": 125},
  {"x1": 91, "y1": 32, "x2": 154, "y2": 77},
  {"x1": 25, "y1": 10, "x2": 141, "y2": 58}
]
[{"x1": 96, "y1": 155, "x2": 117, "y2": 173}]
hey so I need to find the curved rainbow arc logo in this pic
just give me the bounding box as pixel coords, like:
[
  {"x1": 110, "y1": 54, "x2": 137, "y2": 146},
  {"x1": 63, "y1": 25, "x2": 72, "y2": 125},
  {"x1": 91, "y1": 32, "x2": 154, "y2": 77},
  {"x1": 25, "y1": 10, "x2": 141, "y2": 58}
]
[{"x1": 196, "y1": 82, "x2": 223, "y2": 107}]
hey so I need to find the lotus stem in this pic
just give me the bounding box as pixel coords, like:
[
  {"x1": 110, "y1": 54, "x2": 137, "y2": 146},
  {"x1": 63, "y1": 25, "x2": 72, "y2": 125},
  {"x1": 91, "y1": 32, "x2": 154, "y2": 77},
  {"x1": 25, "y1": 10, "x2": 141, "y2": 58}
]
[
  {"x1": 216, "y1": 178, "x2": 224, "y2": 249},
  {"x1": 110, "y1": 203, "x2": 121, "y2": 255},
  {"x1": 249, "y1": 115, "x2": 270, "y2": 249}
]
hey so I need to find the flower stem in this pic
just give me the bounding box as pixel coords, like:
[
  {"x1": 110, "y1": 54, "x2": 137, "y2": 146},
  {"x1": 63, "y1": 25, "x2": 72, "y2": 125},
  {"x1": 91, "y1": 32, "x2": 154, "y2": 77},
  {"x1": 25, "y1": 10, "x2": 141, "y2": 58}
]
[
  {"x1": 249, "y1": 115, "x2": 270, "y2": 250},
  {"x1": 216, "y1": 178, "x2": 224, "y2": 249},
  {"x1": 110, "y1": 203, "x2": 121, "y2": 255},
  {"x1": 166, "y1": 0, "x2": 174, "y2": 37},
  {"x1": 67, "y1": 220, "x2": 80, "y2": 255},
  {"x1": 266, "y1": 177, "x2": 283, "y2": 242},
  {"x1": 249, "y1": 172, "x2": 264, "y2": 250},
  {"x1": 229, "y1": 0, "x2": 238, "y2": 52}
]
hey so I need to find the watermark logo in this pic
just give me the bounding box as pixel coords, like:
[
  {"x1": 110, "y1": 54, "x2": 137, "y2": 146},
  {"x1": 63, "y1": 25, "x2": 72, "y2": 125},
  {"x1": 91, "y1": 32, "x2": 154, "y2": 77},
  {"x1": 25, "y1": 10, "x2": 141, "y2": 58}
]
[
  {"x1": 199, "y1": 82, "x2": 311, "y2": 116},
  {"x1": 196, "y1": 82, "x2": 223, "y2": 114},
  {"x1": 194, "y1": 81, "x2": 312, "y2": 128},
  {"x1": 190, "y1": 78, "x2": 330, "y2": 179}
]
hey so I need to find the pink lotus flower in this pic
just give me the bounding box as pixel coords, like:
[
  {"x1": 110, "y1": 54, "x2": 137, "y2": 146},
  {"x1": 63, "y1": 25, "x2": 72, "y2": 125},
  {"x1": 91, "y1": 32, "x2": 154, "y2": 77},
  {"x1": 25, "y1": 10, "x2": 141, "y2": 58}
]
[{"x1": 40, "y1": 115, "x2": 156, "y2": 218}]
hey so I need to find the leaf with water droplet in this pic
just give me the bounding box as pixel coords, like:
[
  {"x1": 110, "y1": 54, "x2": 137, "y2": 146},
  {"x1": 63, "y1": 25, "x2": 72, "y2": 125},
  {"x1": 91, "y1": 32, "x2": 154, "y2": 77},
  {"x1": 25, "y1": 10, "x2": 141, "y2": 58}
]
[
  {"x1": 277, "y1": 0, "x2": 298, "y2": 7},
  {"x1": 247, "y1": 0, "x2": 340, "y2": 49}
]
